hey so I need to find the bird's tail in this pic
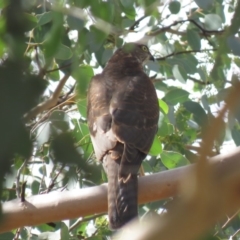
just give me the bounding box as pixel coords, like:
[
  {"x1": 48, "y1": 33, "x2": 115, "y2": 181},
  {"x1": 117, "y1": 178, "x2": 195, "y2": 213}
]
[{"x1": 104, "y1": 153, "x2": 138, "y2": 230}]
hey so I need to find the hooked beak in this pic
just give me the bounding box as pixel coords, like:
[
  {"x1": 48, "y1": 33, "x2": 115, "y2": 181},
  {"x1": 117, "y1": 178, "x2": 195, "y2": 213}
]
[{"x1": 149, "y1": 53, "x2": 155, "y2": 61}]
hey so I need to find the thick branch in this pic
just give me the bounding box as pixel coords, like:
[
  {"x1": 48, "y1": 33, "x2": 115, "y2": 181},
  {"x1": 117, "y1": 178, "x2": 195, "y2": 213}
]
[{"x1": 1, "y1": 147, "x2": 240, "y2": 233}]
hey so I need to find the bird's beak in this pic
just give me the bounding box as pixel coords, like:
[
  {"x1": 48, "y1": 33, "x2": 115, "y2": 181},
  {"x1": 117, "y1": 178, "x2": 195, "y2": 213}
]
[{"x1": 149, "y1": 53, "x2": 155, "y2": 61}]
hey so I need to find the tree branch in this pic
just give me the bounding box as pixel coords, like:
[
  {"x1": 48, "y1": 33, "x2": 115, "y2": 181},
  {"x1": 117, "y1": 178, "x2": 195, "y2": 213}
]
[
  {"x1": 129, "y1": 16, "x2": 147, "y2": 31},
  {"x1": 1, "y1": 147, "x2": 240, "y2": 233},
  {"x1": 187, "y1": 76, "x2": 211, "y2": 85},
  {"x1": 147, "y1": 19, "x2": 224, "y2": 37},
  {"x1": 156, "y1": 48, "x2": 217, "y2": 61},
  {"x1": 23, "y1": 74, "x2": 70, "y2": 121}
]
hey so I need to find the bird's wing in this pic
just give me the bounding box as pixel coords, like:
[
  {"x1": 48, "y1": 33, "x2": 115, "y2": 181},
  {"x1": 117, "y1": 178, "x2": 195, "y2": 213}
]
[
  {"x1": 105, "y1": 72, "x2": 159, "y2": 228},
  {"x1": 87, "y1": 74, "x2": 117, "y2": 161},
  {"x1": 110, "y1": 73, "x2": 159, "y2": 176}
]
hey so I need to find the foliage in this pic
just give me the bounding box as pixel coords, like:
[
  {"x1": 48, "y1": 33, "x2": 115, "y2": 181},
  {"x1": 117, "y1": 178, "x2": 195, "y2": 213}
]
[{"x1": 0, "y1": 0, "x2": 240, "y2": 239}]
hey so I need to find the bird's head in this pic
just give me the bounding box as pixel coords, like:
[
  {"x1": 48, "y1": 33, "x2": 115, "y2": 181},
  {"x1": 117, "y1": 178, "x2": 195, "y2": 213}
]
[{"x1": 121, "y1": 43, "x2": 154, "y2": 64}]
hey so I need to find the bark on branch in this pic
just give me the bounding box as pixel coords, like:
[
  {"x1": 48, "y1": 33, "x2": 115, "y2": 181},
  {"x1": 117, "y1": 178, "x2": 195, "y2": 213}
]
[{"x1": 1, "y1": 147, "x2": 240, "y2": 233}]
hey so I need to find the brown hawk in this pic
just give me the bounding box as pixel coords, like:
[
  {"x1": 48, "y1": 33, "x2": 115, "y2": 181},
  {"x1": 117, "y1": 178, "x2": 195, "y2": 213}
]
[{"x1": 87, "y1": 43, "x2": 159, "y2": 229}]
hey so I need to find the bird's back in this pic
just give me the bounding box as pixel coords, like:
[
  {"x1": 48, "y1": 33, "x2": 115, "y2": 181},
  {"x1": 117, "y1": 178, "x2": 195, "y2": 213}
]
[{"x1": 87, "y1": 43, "x2": 159, "y2": 229}]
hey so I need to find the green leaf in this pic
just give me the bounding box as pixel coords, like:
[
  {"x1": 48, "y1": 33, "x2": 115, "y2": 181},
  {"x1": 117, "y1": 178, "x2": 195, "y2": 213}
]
[
  {"x1": 67, "y1": 15, "x2": 85, "y2": 31},
  {"x1": 37, "y1": 11, "x2": 53, "y2": 26},
  {"x1": 161, "y1": 150, "x2": 189, "y2": 169},
  {"x1": 164, "y1": 89, "x2": 190, "y2": 105},
  {"x1": 55, "y1": 44, "x2": 73, "y2": 60},
  {"x1": 0, "y1": 0, "x2": 8, "y2": 8},
  {"x1": 172, "y1": 64, "x2": 187, "y2": 83},
  {"x1": 31, "y1": 180, "x2": 40, "y2": 195},
  {"x1": 88, "y1": 26, "x2": 107, "y2": 52},
  {"x1": 227, "y1": 36, "x2": 240, "y2": 57},
  {"x1": 186, "y1": 29, "x2": 201, "y2": 50},
  {"x1": 74, "y1": 65, "x2": 94, "y2": 98},
  {"x1": 142, "y1": 160, "x2": 153, "y2": 173},
  {"x1": 149, "y1": 136, "x2": 162, "y2": 156},
  {"x1": 76, "y1": 98, "x2": 87, "y2": 118},
  {"x1": 90, "y1": 2, "x2": 114, "y2": 23},
  {"x1": 232, "y1": 127, "x2": 240, "y2": 146},
  {"x1": 49, "y1": 110, "x2": 71, "y2": 133},
  {"x1": 169, "y1": 1, "x2": 181, "y2": 14},
  {"x1": 77, "y1": 28, "x2": 89, "y2": 53},
  {"x1": 50, "y1": 132, "x2": 81, "y2": 165},
  {"x1": 159, "y1": 99, "x2": 168, "y2": 114},
  {"x1": 142, "y1": 0, "x2": 158, "y2": 8},
  {"x1": 120, "y1": 0, "x2": 134, "y2": 8},
  {"x1": 23, "y1": 13, "x2": 37, "y2": 31},
  {"x1": 61, "y1": 222, "x2": 70, "y2": 240},
  {"x1": 43, "y1": 12, "x2": 63, "y2": 61},
  {"x1": 183, "y1": 101, "x2": 208, "y2": 128},
  {"x1": 179, "y1": 54, "x2": 198, "y2": 74},
  {"x1": 194, "y1": 0, "x2": 213, "y2": 9},
  {"x1": 0, "y1": 232, "x2": 15, "y2": 239},
  {"x1": 0, "y1": 38, "x2": 5, "y2": 58},
  {"x1": 72, "y1": 119, "x2": 93, "y2": 159},
  {"x1": 120, "y1": 1, "x2": 136, "y2": 19},
  {"x1": 198, "y1": 67, "x2": 208, "y2": 82},
  {"x1": 158, "y1": 121, "x2": 174, "y2": 136},
  {"x1": 47, "y1": 62, "x2": 60, "y2": 81},
  {"x1": 204, "y1": 14, "x2": 222, "y2": 31}
]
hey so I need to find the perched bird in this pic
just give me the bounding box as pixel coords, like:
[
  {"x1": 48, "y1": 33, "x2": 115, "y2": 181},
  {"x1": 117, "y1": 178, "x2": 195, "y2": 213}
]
[{"x1": 87, "y1": 43, "x2": 159, "y2": 229}]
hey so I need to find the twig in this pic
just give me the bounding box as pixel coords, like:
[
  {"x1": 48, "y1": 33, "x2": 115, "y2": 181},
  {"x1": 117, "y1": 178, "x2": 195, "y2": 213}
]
[
  {"x1": 35, "y1": 46, "x2": 42, "y2": 71},
  {"x1": 164, "y1": 29, "x2": 185, "y2": 36},
  {"x1": 57, "y1": 83, "x2": 76, "y2": 104},
  {"x1": 151, "y1": 77, "x2": 167, "y2": 83},
  {"x1": 46, "y1": 62, "x2": 72, "y2": 73},
  {"x1": 13, "y1": 228, "x2": 21, "y2": 240},
  {"x1": 147, "y1": 19, "x2": 224, "y2": 37},
  {"x1": 147, "y1": 20, "x2": 189, "y2": 36},
  {"x1": 187, "y1": 76, "x2": 211, "y2": 85},
  {"x1": 156, "y1": 48, "x2": 217, "y2": 61},
  {"x1": 16, "y1": 159, "x2": 28, "y2": 198},
  {"x1": 188, "y1": 19, "x2": 224, "y2": 36},
  {"x1": 30, "y1": 94, "x2": 76, "y2": 134},
  {"x1": 129, "y1": 16, "x2": 147, "y2": 31},
  {"x1": 45, "y1": 164, "x2": 65, "y2": 194},
  {"x1": 20, "y1": 181, "x2": 27, "y2": 202},
  {"x1": 232, "y1": 228, "x2": 240, "y2": 238},
  {"x1": 69, "y1": 213, "x2": 105, "y2": 232},
  {"x1": 222, "y1": 209, "x2": 240, "y2": 229},
  {"x1": 24, "y1": 74, "x2": 70, "y2": 121}
]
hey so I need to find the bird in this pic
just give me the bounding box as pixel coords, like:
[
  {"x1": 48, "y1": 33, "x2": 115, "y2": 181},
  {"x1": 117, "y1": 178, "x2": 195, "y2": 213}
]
[{"x1": 87, "y1": 42, "x2": 159, "y2": 229}]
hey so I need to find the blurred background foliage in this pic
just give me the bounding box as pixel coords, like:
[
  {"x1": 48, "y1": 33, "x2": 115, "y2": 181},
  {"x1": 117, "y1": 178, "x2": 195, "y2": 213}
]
[{"x1": 0, "y1": 0, "x2": 240, "y2": 239}]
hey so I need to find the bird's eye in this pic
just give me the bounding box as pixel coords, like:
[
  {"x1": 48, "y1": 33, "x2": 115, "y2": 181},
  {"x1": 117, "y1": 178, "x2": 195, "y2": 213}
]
[{"x1": 141, "y1": 45, "x2": 148, "y2": 52}]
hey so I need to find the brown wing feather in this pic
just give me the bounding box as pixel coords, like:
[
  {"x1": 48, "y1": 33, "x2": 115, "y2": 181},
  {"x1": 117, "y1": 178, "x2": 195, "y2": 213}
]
[
  {"x1": 87, "y1": 74, "x2": 117, "y2": 161},
  {"x1": 111, "y1": 73, "x2": 159, "y2": 154}
]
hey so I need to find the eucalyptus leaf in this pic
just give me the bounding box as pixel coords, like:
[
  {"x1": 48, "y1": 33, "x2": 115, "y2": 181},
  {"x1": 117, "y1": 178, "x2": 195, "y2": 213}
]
[{"x1": 161, "y1": 151, "x2": 189, "y2": 169}]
